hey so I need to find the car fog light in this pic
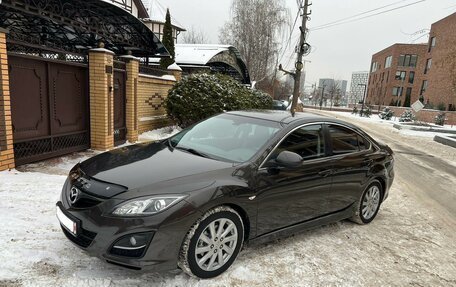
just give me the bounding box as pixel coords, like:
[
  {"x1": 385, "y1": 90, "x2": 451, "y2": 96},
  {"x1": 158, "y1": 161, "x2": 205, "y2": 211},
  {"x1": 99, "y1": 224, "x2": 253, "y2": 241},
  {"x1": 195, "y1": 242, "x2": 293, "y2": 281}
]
[{"x1": 110, "y1": 232, "x2": 154, "y2": 258}]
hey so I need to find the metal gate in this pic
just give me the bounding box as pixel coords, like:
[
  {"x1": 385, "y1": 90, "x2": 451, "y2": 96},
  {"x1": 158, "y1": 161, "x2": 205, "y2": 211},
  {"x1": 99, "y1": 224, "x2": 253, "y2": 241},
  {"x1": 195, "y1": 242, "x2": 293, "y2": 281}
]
[
  {"x1": 114, "y1": 66, "x2": 127, "y2": 145},
  {"x1": 9, "y1": 55, "x2": 90, "y2": 165}
]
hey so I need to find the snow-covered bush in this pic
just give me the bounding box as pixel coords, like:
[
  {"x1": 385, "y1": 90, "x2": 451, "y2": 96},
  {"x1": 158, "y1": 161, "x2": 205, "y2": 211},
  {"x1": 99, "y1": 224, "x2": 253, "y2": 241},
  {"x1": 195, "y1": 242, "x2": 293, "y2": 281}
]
[
  {"x1": 435, "y1": 112, "x2": 446, "y2": 126},
  {"x1": 399, "y1": 110, "x2": 416, "y2": 122},
  {"x1": 165, "y1": 73, "x2": 273, "y2": 127},
  {"x1": 379, "y1": 107, "x2": 394, "y2": 120}
]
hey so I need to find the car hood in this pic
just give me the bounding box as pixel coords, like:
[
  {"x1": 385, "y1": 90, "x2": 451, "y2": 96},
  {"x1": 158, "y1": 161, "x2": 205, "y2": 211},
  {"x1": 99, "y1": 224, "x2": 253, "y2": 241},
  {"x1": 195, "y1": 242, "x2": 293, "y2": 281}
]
[{"x1": 79, "y1": 141, "x2": 233, "y2": 191}]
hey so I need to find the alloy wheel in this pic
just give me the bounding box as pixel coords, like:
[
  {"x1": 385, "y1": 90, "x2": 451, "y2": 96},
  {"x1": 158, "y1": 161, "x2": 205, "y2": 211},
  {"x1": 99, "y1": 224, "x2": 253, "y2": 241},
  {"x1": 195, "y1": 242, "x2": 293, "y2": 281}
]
[
  {"x1": 194, "y1": 218, "x2": 238, "y2": 272},
  {"x1": 361, "y1": 185, "x2": 381, "y2": 220}
]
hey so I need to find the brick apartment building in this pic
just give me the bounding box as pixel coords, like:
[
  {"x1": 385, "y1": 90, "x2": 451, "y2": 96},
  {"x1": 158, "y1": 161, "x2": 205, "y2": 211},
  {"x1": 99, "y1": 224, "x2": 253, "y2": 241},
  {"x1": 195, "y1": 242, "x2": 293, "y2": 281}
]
[
  {"x1": 366, "y1": 12, "x2": 456, "y2": 111},
  {"x1": 424, "y1": 12, "x2": 456, "y2": 111},
  {"x1": 366, "y1": 43, "x2": 428, "y2": 107}
]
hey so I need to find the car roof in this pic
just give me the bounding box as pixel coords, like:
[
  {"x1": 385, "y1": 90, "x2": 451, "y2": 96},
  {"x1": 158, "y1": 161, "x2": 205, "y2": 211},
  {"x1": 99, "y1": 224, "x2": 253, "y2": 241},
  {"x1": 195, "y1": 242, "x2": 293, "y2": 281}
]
[{"x1": 226, "y1": 110, "x2": 333, "y2": 125}]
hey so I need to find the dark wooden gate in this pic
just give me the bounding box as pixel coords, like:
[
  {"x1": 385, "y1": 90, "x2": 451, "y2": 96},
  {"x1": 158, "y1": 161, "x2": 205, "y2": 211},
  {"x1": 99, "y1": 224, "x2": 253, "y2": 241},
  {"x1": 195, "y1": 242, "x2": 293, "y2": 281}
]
[
  {"x1": 9, "y1": 55, "x2": 89, "y2": 165},
  {"x1": 114, "y1": 68, "x2": 127, "y2": 145}
]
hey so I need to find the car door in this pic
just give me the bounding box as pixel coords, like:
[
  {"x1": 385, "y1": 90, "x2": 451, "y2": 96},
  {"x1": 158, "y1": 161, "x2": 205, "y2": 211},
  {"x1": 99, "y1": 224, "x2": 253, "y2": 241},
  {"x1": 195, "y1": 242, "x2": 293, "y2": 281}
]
[
  {"x1": 254, "y1": 124, "x2": 334, "y2": 236},
  {"x1": 326, "y1": 124, "x2": 374, "y2": 211}
]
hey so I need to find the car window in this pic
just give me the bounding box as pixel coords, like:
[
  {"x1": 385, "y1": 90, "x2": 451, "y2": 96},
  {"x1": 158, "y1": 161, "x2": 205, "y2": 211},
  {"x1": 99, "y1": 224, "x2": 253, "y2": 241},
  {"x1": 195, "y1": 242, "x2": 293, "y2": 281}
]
[
  {"x1": 170, "y1": 114, "x2": 281, "y2": 163},
  {"x1": 328, "y1": 125, "x2": 369, "y2": 155},
  {"x1": 269, "y1": 124, "x2": 326, "y2": 161}
]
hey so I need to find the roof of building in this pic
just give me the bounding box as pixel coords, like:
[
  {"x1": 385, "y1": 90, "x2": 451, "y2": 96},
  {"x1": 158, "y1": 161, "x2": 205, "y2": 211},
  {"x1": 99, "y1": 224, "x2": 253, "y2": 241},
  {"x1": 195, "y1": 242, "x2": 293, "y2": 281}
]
[
  {"x1": 141, "y1": 0, "x2": 186, "y2": 31},
  {"x1": 0, "y1": 0, "x2": 169, "y2": 58},
  {"x1": 174, "y1": 44, "x2": 233, "y2": 65},
  {"x1": 133, "y1": 0, "x2": 149, "y2": 18}
]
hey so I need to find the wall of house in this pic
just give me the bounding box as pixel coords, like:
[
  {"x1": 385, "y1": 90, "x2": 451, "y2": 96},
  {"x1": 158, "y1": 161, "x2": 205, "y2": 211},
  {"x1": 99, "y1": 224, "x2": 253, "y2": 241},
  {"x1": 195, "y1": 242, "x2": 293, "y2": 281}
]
[
  {"x1": 366, "y1": 44, "x2": 428, "y2": 107},
  {"x1": 137, "y1": 73, "x2": 176, "y2": 134},
  {"x1": 425, "y1": 13, "x2": 456, "y2": 110}
]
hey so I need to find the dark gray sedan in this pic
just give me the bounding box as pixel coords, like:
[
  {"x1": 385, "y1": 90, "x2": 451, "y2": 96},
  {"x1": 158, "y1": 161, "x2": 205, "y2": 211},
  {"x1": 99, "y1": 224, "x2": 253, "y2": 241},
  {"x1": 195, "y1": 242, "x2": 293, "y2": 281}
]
[{"x1": 56, "y1": 111, "x2": 394, "y2": 278}]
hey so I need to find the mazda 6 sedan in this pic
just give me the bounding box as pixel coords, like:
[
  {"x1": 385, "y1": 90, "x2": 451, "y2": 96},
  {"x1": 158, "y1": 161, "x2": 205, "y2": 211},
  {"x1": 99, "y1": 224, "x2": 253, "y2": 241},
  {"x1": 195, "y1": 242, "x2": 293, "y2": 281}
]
[{"x1": 56, "y1": 111, "x2": 394, "y2": 278}]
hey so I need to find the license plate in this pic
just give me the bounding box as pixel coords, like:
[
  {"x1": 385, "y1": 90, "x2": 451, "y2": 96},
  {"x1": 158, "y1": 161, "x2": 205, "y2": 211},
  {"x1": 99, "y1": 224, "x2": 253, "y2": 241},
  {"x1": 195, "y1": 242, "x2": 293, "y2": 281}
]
[{"x1": 56, "y1": 206, "x2": 77, "y2": 236}]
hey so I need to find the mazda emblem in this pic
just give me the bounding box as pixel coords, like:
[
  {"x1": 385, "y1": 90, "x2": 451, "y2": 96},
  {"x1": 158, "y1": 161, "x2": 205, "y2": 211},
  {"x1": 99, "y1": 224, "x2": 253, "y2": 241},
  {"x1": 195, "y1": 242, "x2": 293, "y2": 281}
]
[{"x1": 69, "y1": 187, "x2": 80, "y2": 204}]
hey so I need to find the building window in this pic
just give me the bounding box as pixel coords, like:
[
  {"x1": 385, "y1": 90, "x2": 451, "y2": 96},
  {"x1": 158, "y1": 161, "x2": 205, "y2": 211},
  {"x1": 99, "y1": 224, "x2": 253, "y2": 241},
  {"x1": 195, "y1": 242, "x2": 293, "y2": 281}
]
[
  {"x1": 424, "y1": 58, "x2": 432, "y2": 74},
  {"x1": 398, "y1": 54, "x2": 418, "y2": 67},
  {"x1": 371, "y1": 62, "x2": 379, "y2": 73},
  {"x1": 406, "y1": 87, "x2": 412, "y2": 97},
  {"x1": 408, "y1": 71, "x2": 415, "y2": 84},
  {"x1": 385, "y1": 56, "x2": 392, "y2": 68},
  {"x1": 429, "y1": 37, "x2": 436, "y2": 52},
  {"x1": 392, "y1": 87, "x2": 403, "y2": 96},
  {"x1": 395, "y1": 71, "x2": 406, "y2": 81},
  {"x1": 420, "y1": 80, "x2": 428, "y2": 95}
]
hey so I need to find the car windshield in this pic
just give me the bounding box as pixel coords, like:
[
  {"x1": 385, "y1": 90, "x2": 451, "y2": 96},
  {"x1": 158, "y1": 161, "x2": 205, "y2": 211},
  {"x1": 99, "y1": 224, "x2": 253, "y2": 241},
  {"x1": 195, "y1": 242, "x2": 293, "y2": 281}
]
[{"x1": 169, "y1": 114, "x2": 281, "y2": 163}]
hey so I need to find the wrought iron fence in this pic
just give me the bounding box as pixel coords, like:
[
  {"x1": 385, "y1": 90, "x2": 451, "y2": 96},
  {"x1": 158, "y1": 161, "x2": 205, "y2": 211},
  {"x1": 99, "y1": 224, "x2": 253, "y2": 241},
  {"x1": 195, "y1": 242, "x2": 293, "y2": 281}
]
[
  {"x1": 7, "y1": 42, "x2": 87, "y2": 63},
  {"x1": 139, "y1": 64, "x2": 173, "y2": 77}
]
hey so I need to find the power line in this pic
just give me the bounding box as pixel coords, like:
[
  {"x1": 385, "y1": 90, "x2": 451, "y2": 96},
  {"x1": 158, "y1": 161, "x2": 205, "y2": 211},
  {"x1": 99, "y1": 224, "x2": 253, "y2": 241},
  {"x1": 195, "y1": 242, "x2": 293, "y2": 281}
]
[
  {"x1": 311, "y1": 0, "x2": 410, "y2": 30},
  {"x1": 310, "y1": 0, "x2": 426, "y2": 31},
  {"x1": 278, "y1": 1, "x2": 303, "y2": 64}
]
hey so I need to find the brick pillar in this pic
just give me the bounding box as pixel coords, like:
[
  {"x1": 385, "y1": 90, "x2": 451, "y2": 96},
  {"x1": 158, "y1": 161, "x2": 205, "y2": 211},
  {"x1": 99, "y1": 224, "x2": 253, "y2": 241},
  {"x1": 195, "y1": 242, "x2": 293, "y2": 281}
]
[
  {"x1": 89, "y1": 48, "x2": 115, "y2": 150},
  {"x1": 0, "y1": 29, "x2": 15, "y2": 171},
  {"x1": 120, "y1": 55, "x2": 139, "y2": 143},
  {"x1": 168, "y1": 63, "x2": 183, "y2": 81}
]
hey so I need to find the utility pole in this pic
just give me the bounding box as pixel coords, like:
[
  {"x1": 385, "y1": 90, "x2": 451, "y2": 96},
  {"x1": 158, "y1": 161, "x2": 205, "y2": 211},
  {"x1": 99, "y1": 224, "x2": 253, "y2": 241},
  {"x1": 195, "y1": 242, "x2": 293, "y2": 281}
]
[
  {"x1": 359, "y1": 84, "x2": 367, "y2": 116},
  {"x1": 279, "y1": 0, "x2": 311, "y2": 117},
  {"x1": 319, "y1": 85, "x2": 326, "y2": 110}
]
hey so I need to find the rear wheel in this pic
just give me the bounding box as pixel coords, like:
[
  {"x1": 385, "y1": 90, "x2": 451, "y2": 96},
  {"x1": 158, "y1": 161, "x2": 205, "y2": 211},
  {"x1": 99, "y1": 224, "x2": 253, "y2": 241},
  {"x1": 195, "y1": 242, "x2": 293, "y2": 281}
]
[
  {"x1": 178, "y1": 206, "x2": 244, "y2": 278},
  {"x1": 351, "y1": 181, "x2": 382, "y2": 224}
]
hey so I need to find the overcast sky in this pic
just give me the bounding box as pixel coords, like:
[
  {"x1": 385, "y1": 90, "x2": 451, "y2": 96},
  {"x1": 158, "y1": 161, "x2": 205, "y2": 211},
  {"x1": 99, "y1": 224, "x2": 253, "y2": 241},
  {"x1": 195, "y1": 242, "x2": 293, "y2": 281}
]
[{"x1": 161, "y1": 0, "x2": 456, "y2": 90}]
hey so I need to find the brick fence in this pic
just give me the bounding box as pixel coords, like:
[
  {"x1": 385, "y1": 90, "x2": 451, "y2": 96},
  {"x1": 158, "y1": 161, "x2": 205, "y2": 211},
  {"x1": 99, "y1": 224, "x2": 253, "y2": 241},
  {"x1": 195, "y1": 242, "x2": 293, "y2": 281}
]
[
  {"x1": 0, "y1": 30, "x2": 181, "y2": 171},
  {"x1": 304, "y1": 104, "x2": 456, "y2": 125}
]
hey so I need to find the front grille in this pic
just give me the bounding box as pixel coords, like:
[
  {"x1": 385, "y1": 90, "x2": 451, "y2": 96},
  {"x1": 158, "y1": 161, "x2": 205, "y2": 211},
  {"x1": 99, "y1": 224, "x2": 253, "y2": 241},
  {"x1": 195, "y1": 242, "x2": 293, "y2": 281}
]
[
  {"x1": 72, "y1": 197, "x2": 102, "y2": 209},
  {"x1": 61, "y1": 225, "x2": 97, "y2": 248}
]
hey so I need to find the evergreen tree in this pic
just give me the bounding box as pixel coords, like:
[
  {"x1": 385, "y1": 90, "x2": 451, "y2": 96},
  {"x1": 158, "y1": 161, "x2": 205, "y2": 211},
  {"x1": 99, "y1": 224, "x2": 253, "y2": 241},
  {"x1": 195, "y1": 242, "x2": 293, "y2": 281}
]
[{"x1": 160, "y1": 9, "x2": 175, "y2": 69}]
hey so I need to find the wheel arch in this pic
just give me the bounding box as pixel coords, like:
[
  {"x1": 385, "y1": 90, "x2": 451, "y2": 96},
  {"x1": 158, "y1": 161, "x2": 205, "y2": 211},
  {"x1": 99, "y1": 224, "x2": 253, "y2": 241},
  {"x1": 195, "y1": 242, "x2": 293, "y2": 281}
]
[{"x1": 222, "y1": 203, "x2": 251, "y2": 242}]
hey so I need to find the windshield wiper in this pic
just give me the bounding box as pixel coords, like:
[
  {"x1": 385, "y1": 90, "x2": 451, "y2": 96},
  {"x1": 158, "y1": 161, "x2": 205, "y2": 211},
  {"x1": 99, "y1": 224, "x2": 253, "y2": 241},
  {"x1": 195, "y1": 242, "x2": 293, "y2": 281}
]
[{"x1": 175, "y1": 146, "x2": 211, "y2": 159}]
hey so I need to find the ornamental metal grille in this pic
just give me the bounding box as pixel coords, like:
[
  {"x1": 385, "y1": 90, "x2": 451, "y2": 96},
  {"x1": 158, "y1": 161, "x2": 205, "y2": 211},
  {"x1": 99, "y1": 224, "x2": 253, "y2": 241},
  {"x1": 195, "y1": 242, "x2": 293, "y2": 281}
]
[
  {"x1": 7, "y1": 42, "x2": 87, "y2": 63},
  {"x1": 139, "y1": 64, "x2": 171, "y2": 77},
  {"x1": 14, "y1": 132, "x2": 90, "y2": 165},
  {"x1": 0, "y1": 0, "x2": 169, "y2": 58},
  {"x1": 113, "y1": 59, "x2": 127, "y2": 71}
]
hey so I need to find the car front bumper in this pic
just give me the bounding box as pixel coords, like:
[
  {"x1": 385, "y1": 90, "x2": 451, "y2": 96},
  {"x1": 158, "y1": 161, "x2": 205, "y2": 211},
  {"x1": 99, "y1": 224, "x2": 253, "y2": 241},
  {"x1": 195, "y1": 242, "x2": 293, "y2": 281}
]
[{"x1": 56, "y1": 190, "x2": 201, "y2": 271}]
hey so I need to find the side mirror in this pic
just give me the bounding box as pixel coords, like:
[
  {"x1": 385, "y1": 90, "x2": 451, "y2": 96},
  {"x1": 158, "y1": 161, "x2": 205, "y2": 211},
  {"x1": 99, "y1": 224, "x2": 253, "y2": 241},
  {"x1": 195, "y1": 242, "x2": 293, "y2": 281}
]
[{"x1": 275, "y1": 151, "x2": 303, "y2": 168}]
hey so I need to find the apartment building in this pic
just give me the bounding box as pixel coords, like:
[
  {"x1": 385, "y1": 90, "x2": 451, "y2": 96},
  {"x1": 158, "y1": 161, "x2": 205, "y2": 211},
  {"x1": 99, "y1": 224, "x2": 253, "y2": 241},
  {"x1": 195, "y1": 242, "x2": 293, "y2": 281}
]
[{"x1": 366, "y1": 12, "x2": 456, "y2": 111}]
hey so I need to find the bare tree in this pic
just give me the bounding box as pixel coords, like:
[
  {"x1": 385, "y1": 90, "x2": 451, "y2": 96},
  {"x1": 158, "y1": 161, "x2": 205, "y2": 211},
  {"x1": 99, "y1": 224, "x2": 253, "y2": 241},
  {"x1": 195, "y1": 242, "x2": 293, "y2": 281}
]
[
  {"x1": 180, "y1": 26, "x2": 209, "y2": 44},
  {"x1": 327, "y1": 80, "x2": 341, "y2": 109},
  {"x1": 219, "y1": 0, "x2": 289, "y2": 82}
]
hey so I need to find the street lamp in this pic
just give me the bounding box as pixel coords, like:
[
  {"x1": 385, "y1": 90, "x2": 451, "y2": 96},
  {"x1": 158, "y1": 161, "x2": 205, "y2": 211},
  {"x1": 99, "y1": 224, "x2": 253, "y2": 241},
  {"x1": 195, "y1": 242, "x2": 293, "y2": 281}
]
[{"x1": 358, "y1": 84, "x2": 367, "y2": 117}]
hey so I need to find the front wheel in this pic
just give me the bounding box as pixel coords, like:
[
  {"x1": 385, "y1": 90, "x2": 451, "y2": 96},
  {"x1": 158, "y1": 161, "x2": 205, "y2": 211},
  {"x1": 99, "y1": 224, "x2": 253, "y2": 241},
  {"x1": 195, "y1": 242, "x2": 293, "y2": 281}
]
[
  {"x1": 351, "y1": 181, "x2": 382, "y2": 224},
  {"x1": 178, "y1": 206, "x2": 244, "y2": 278}
]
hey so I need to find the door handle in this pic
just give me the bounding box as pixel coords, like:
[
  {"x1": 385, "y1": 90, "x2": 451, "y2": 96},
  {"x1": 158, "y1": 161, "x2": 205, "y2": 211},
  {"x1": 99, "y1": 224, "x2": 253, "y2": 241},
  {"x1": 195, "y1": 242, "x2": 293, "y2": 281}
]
[{"x1": 318, "y1": 169, "x2": 333, "y2": 177}]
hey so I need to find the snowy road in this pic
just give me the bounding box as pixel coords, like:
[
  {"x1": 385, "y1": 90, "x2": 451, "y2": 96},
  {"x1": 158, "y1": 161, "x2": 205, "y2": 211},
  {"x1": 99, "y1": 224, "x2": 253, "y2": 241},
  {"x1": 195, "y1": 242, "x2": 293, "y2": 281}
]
[{"x1": 1, "y1": 115, "x2": 456, "y2": 286}]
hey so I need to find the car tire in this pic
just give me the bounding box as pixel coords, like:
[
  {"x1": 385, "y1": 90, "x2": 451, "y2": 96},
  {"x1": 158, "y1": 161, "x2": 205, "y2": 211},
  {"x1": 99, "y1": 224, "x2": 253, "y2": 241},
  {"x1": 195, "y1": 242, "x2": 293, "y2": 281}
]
[
  {"x1": 178, "y1": 206, "x2": 244, "y2": 278},
  {"x1": 350, "y1": 180, "x2": 383, "y2": 225}
]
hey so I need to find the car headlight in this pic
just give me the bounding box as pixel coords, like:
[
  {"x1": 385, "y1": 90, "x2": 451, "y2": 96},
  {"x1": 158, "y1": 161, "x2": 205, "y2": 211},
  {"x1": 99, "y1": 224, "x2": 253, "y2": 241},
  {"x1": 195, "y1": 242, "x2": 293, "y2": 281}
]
[{"x1": 112, "y1": 195, "x2": 186, "y2": 216}]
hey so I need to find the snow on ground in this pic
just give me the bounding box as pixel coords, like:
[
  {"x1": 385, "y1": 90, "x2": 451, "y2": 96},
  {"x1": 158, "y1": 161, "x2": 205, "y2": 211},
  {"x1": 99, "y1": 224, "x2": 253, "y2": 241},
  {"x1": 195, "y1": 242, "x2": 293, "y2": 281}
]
[{"x1": 1, "y1": 124, "x2": 456, "y2": 286}]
